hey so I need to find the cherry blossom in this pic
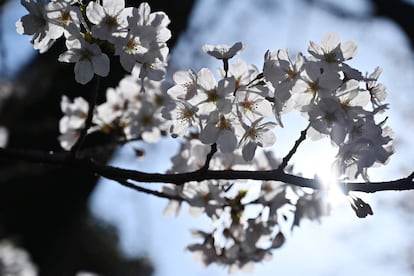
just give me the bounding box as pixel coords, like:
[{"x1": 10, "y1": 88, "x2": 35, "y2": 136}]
[
  {"x1": 219, "y1": 59, "x2": 259, "y2": 89},
  {"x1": 58, "y1": 37, "x2": 110, "y2": 84},
  {"x1": 58, "y1": 95, "x2": 89, "y2": 150},
  {"x1": 200, "y1": 111, "x2": 239, "y2": 153},
  {"x1": 308, "y1": 32, "x2": 357, "y2": 63},
  {"x1": 167, "y1": 70, "x2": 198, "y2": 100},
  {"x1": 365, "y1": 66, "x2": 388, "y2": 109},
  {"x1": 162, "y1": 99, "x2": 199, "y2": 137},
  {"x1": 263, "y1": 49, "x2": 305, "y2": 119},
  {"x1": 86, "y1": 0, "x2": 133, "y2": 41},
  {"x1": 239, "y1": 118, "x2": 277, "y2": 161},
  {"x1": 235, "y1": 90, "x2": 273, "y2": 122},
  {"x1": 203, "y1": 42, "x2": 244, "y2": 60},
  {"x1": 193, "y1": 69, "x2": 235, "y2": 115},
  {"x1": 45, "y1": 0, "x2": 82, "y2": 38},
  {"x1": 15, "y1": 6, "x2": 398, "y2": 269},
  {"x1": 0, "y1": 127, "x2": 8, "y2": 148},
  {"x1": 16, "y1": 0, "x2": 61, "y2": 53},
  {"x1": 182, "y1": 181, "x2": 226, "y2": 217},
  {"x1": 335, "y1": 117, "x2": 393, "y2": 180},
  {"x1": 94, "y1": 87, "x2": 126, "y2": 127},
  {"x1": 0, "y1": 240, "x2": 38, "y2": 276}
]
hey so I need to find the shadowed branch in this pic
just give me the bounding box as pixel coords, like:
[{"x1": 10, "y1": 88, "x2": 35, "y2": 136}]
[{"x1": 1, "y1": 147, "x2": 413, "y2": 195}]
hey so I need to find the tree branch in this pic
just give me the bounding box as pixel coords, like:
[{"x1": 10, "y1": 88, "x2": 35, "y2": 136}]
[
  {"x1": 112, "y1": 177, "x2": 185, "y2": 202},
  {"x1": 0, "y1": 147, "x2": 413, "y2": 194},
  {"x1": 200, "y1": 143, "x2": 217, "y2": 171},
  {"x1": 278, "y1": 124, "x2": 309, "y2": 171}
]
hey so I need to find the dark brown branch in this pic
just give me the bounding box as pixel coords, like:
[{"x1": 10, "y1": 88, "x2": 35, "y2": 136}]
[
  {"x1": 1, "y1": 147, "x2": 414, "y2": 194},
  {"x1": 112, "y1": 177, "x2": 185, "y2": 202},
  {"x1": 200, "y1": 143, "x2": 217, "y2": 171}
]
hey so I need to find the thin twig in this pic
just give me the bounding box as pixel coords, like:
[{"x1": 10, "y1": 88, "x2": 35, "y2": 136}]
[
  {"x1": 200, "y1": 143, "x2": 217, "y2": 171},
  {"x1": 277, "y1": 124, "x2": 310, "y2": 171},
  {"x1": 113, "y1": 177, "x2": 185, "y2": 202}
]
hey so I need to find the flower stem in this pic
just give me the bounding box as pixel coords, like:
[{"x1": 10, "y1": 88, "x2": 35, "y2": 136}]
[
  {"x1": 200, "y1": 143, "x2": 217, "y2": 171},
  {"x1": 277, "y1": 124, "x2": 310, "y2": 172}
]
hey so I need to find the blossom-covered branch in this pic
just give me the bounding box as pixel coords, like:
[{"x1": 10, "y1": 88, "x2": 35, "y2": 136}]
[
  {"x1": 0, "y1": 147, "x2": 412, "y2": 194},
  {"x1": 11, "y1": 0, "x2": 400, "y2": 271}
]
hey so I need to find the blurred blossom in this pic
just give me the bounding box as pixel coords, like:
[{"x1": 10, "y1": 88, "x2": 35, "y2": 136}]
[{"x1": 0, "y1": 240, "x2": 38, "y2": 276}]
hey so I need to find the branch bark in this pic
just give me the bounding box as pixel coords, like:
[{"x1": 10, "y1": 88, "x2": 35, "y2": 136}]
[{"x1": 1, "y1": 147, "x2": 413, "y2": 194}]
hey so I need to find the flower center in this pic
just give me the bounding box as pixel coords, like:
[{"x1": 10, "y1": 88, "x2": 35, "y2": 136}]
[{"x1": 59, "y1": 11, "x2": 72, "y2": 25}]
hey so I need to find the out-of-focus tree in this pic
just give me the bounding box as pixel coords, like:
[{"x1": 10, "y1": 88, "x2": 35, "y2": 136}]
[{"x1": 0, "y1": 1, "x2": 194, "y2": 275}]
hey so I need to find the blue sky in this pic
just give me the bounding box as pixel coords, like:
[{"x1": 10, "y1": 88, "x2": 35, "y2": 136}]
[{"x1": 5, "y1": 0, "x2": 414, "y2": 275}]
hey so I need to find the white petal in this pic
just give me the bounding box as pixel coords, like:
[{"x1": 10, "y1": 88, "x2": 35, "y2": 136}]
[
  {"x1": 17, "y1": 15, "x2": 40, "y2": 35},
  {"x1": 242, "y1": 141, "x2": 257, "y2": 161},
  {"x1": 103, "y1": 0, "x2": 125, "y2": 15},
  {"x1": 58, "y1": 50, "x2": 81, "y2": 63},
  {"x1": 197, "y1": 68, "x2": 216, "y2": 90},
  {"x1": 86, "y1": 2, "x2": 106, "y2": 24},
  {"x1": 92, "y1": 54, "x2": 110, "y2": 77},
  {"x1": 341, "y1": 41, "x2": 357, "y2": 60},
  {"x1": 119, "y1": 53, "x2": 136, "y2": 72},
  {"x1": 173, "y1": 70, "x2": 194, "y2": 85},
  {"x1": 217, "y1": 130, "x2": 237, "y2": 153},
  {"x1": 200, "y1": 124, "x2": 219, "y2": 144},
  {"x1": 322, "y1": 32, "x2": 340, "y2": 49},
  {"x1": 261, "y1": 131, "x2": 276, "y2": 147},
  {"x1": 74, "y1": 60, "x2": 94, "y2": 84}
]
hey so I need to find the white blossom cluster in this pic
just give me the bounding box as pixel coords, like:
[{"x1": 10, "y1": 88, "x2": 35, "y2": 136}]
[
  {"x1": 162, "y1": 145, "x2": 332, "y2": 271},
  {"x1": 164, "y1": 145, "x2": 328, "y2": 271},
  {"x1": 58, "y1": 72, "x2": 170, "y2": 150},
  {"x1": 262, "y1": 33, "x2": 393, "y2": 181},
  {"x1": 17, "y1": 0, "x2": 170, "y2": 84},
  {"x1": 0, "y1": 240, "x2": 38, "y2": 276},
  {"x1": 16, "y1": 1, "x2": 395, "y2": 272}
]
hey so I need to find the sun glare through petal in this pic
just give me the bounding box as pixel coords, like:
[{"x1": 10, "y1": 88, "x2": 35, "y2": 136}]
[{"x1": 293, "y1": 138, "x2": 348, "y2": 207}]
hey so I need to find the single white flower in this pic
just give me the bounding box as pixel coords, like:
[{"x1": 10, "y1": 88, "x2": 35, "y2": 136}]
[
  {"x1": 366, "y1": 66, "x2": 387, "y2": 109},
  {"x1": 86, "y1": 0, "x2": 133, "y2": 41},
  {"x1": 58, "y1": 95, "x2": 89, "y2": 150},
  {"x1": 58, "y1": 37, "x2": 110, "y2": 84},
  {"x1": 335, "y1": 117, "x2": 393, "y2": 180},
  {"x1": 95, "y1": 87, "x2": 125, "y2": 126},
  {"x1": 192, "y1": 68, "x2": 235, "y2": 115},
  {"x1": 239, "y1": 118, "x2": 277, "y2": 161},
  {"x1": 162, "y1": 99, "x2": 199, "y2": 137},
  {"x1": 16, "y1": 0, "x2": 61, "y2": 53},
  {"x1": 200, "y1": 111, "x2": 238, "y2": 153},
  {"x1": 302, "y1": 96, "x2": 350, "y2": 143},
  {"x1": 308, "y1": 32, "x2": 357, "y2": 63},
  {"x1": 167, "y1": 70, "x2": 198, "y2": 100},
  {"x1": 45, "y1": 0, "x2": 82, "y2": 38},
  {"x1": 235, "y1": 90, "x2": 273, "y2": 122},
  {"x1": 182, "y1": 181, "x2": 225, "y2": 217},
  {"x1": 219, "y1": 59, "x2": 259, "y2": 89},
  {"x1": 203, "y1": 42, "x2": 244, "y2": 60},
  {"x1": 293, "y1": 62, "x2": 342, "y2": 109},
  {"x1": 124, "y1": 102, "x2": 162, "y2": 143},
  {"x1": 132, "y1": 59, "x2": 167, "y2": 82}
]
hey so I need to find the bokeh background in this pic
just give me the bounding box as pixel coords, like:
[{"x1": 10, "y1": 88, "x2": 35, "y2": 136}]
[{"x1": 1, "y1": 0, "x2": 414, "y2": 275}]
